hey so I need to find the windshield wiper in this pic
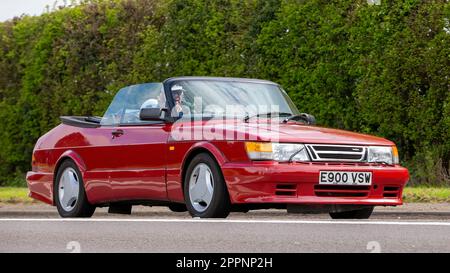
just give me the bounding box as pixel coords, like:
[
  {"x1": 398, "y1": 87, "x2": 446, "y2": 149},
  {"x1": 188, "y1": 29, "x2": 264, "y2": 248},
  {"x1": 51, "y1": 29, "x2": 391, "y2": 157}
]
[{"x1": 244, "y1": 112, "x2": 293, "y2": 123}]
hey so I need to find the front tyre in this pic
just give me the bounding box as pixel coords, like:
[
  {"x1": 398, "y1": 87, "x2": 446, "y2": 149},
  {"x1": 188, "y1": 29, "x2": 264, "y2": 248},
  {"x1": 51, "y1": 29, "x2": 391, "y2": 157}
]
[
  {"x1": 54, "y1": 160, "x2": 96, "y2": 218},
  {"x1": 184, "y1": 153, "x2": 231, "y2": 218},
  {"x1": 329, "y1": 206, "x2": 374, "y2": 219}
]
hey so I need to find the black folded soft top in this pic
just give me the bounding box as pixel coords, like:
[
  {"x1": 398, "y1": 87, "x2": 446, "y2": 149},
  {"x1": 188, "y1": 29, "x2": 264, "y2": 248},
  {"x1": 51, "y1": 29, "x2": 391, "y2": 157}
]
[{"x1": 60, "y1": 116, "x2": 101, "y2": 128}]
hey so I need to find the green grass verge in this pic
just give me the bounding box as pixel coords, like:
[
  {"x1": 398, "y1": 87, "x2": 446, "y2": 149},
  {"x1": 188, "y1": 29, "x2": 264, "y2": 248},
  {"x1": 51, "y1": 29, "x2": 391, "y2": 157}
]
[
  {"x1": 0, "y1": 186, "x2": 449, "y2": 204},
  {"x1": 0, "y1": 187, "x2": 35, "y2": 204},
  {"x1": 402, "y1": 187, "x2": 450, "y2": 203}
]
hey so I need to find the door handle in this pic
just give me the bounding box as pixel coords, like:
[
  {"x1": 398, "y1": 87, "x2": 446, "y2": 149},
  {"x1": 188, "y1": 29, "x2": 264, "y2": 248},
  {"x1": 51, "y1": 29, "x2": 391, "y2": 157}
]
[{"x1": 111, "y1": 129, "x2": 124, "y2": 138}]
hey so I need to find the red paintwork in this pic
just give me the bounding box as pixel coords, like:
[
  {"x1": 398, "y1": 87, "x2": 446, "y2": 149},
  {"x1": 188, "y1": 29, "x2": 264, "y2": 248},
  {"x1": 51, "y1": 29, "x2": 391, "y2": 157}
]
[{"x1": 26, "y1": 119, "x2": 409, "y2": 207}]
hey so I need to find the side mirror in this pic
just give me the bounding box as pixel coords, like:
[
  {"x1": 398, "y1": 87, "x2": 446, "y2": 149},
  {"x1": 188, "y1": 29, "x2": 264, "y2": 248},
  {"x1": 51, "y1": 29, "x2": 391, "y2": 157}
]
[{"x1": 139, "y1": 107, "x2": 168, "y2": 121}]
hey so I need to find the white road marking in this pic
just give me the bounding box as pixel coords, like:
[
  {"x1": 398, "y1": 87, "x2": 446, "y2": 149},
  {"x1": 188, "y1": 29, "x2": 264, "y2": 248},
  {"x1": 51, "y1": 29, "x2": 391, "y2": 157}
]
[{"x1": 0, "y1": 218, "x2": 449, "y2": 226}]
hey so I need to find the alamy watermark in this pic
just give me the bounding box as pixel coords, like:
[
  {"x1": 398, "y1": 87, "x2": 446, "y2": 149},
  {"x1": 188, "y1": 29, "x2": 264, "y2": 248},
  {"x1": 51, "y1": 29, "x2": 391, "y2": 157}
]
[
  {"x1": 367, "y1": 241, "x2": 381, "y2": 253},
  {"x1": 66, "y1": 241, "x2": 81, "y2": 253},
  {"x1": 169, "y1": 97, "x2": 281, "y2": 142}
]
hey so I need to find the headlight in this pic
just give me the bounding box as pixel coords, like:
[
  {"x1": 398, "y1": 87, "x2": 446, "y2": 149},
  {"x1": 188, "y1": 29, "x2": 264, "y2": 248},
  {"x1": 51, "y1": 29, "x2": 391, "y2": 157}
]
[
  {"x1": 368, "y1": 146, "x2": 399, "y2": 165},
  {"x1": 245, "y1": 142, "x2": 310, "y2": 162}
]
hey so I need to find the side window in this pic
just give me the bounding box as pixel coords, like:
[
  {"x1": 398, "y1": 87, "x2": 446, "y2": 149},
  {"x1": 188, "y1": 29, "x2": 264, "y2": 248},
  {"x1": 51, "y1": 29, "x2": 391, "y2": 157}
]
[
  {"x1": 100, "y1": 88, "x2": 127, "y2": 126},
  {"x1": 101, "y1": 83, "x2": 165, "y2": 126}
]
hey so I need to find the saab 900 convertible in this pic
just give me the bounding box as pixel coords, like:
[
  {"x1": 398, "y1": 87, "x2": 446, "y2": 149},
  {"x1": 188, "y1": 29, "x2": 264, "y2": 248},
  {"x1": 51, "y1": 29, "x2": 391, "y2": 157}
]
[{"x1": 26, "y1": 77, "x2": 409, "y2": 218}]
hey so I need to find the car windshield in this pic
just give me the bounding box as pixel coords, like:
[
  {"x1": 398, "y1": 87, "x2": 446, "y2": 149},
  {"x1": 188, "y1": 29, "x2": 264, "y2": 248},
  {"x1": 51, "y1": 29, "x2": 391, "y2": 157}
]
[{"x1": 171, "y1": 80, "x2": 300, "y2": 119}]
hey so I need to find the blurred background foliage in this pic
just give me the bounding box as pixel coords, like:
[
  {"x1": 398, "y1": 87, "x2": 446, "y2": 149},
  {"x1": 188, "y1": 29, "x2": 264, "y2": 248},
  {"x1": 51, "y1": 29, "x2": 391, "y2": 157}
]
[{"x1": 0, "y1": 0, "x2": 448, "y2": 186}]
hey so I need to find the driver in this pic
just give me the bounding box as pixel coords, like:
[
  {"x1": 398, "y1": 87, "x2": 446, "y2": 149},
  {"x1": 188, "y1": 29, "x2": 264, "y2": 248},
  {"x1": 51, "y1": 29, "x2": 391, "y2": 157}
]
[{"x1": 171, "y1": 85, "x2": 190, "y2": 118}]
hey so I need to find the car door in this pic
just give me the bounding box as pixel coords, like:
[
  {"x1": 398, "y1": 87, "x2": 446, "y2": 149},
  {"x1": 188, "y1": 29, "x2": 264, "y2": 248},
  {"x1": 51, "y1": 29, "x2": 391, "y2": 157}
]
[
  {"x1": 109, "y1": 123, "x2": 171, "y2": 201},
  {"x1": 105, "y1": 83, "x2": 170, "y2": 201}
]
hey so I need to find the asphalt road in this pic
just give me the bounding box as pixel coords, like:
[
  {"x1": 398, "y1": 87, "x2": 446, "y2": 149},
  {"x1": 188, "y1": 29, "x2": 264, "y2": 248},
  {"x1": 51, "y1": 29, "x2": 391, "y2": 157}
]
[{"x1": 0, "y1": 204, "x2": 449, "y2": 253}]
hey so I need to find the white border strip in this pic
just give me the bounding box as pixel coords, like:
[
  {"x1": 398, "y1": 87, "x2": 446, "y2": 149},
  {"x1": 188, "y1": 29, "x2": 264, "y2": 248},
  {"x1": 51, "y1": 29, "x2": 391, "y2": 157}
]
[{"x1": 1, "y1": 218, "x2": 450, "y2": 226}]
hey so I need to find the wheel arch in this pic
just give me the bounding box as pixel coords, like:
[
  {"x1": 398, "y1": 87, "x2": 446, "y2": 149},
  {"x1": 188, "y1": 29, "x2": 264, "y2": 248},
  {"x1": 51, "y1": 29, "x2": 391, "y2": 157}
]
[
  {"x1": 180, "y1": 142, "x2": 229, "y2": 195},
  {"x1": 53, "y1": 150, "x2": 88, "y2": 204}
]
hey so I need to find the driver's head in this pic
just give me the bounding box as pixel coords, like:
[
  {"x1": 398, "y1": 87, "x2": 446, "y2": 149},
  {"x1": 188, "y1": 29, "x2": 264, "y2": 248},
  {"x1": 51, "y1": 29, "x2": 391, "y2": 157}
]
[{"x1": 171, "y1": 85, "x2": 185, "y2": 104}]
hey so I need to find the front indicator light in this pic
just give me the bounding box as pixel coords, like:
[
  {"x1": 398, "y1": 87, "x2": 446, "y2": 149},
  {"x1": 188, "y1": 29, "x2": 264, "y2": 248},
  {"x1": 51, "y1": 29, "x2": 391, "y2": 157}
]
[
  {"x1": 245, "y1": 142, "x2": 273, "y2": 160},
  {"x1": 392, "y1": 146, "x2": 399, "y2": 164}
]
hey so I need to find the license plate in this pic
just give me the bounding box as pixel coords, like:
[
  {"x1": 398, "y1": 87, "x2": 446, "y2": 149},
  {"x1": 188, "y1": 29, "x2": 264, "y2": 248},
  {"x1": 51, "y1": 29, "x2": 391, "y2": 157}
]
[{"x1": 319, "y1": 171, "x2": 372, "y2": 185}]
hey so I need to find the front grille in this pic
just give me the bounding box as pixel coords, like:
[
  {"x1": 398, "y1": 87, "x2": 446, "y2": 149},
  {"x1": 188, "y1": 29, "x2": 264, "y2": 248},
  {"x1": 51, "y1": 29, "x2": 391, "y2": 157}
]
[
  {"x1": 314, "y1": 185, "x2": 370, "y2": 197},
  {"x1": 306, "y1": 144, "x2": 366, "y2": 162}
]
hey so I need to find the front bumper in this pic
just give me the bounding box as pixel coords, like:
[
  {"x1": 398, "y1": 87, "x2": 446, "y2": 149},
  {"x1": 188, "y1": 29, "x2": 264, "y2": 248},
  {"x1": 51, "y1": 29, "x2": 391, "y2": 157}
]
[
  {"x1": 221, "y1": 161, "x2": 409, "y2": 206},
  {"x1": 26, "y1": 171, "x2": 54, "y2": 205}
]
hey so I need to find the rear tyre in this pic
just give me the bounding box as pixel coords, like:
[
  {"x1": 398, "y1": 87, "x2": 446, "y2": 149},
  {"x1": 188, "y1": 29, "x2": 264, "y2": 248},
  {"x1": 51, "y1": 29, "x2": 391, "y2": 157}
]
[
  {"x1": 329, "y1": 206, "x2": 374, "y2": 219},
  {"x1": 54, "y1": 160, "x2": 96, "y2": 218},
  {"x1": 184, "y1": 153, "x2": 231, "y2": 218}
]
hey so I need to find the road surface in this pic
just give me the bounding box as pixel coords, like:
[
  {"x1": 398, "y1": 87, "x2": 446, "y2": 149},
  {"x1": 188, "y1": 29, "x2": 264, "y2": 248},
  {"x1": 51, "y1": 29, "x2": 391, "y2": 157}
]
[{"x1": 0, "y1": 204, "x2": 449, "y2": 253}]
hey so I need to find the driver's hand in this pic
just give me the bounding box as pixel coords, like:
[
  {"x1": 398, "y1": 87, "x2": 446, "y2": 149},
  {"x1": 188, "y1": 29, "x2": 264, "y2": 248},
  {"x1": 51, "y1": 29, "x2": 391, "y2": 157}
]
[{"x1": 175, "y1": 102, "x2": 183, "y2": 113}]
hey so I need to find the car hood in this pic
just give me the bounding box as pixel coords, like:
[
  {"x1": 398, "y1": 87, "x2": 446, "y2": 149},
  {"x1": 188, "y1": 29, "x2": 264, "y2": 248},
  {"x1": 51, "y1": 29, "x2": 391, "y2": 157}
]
[
  {"x1": 244, "y1": 122, "x2": 394, "y2": 146},
  {"x1": 172, "y1": 120, "x2": 394, "y2": 146}
]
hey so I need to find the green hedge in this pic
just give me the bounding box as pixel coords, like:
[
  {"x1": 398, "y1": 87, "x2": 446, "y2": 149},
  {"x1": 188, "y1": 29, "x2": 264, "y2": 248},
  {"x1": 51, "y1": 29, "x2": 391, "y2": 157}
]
[{"x1": 0, "y1": 0, "x2": 448, "y2": 186}]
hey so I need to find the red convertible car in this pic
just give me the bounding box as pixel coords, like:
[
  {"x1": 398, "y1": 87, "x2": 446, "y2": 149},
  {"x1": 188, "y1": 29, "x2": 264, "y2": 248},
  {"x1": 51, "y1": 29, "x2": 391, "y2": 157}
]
[{"x1": 26, "y1": 77, "x2": 409, "y2": 218}]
